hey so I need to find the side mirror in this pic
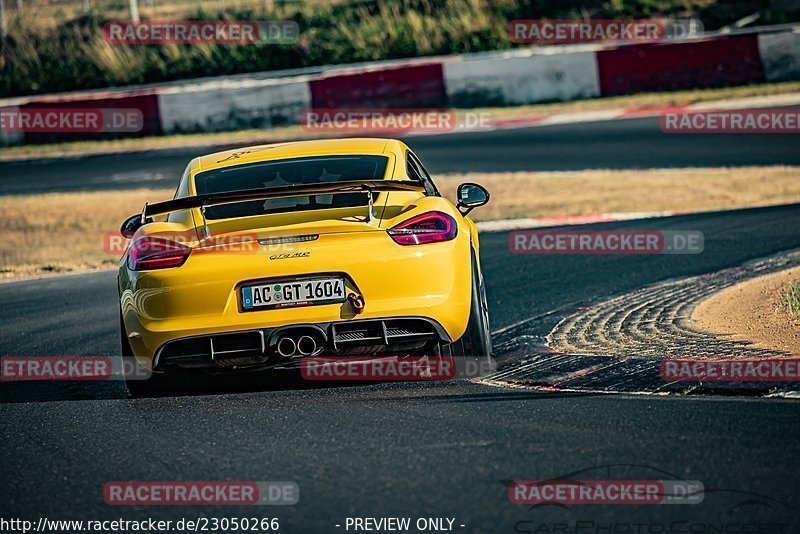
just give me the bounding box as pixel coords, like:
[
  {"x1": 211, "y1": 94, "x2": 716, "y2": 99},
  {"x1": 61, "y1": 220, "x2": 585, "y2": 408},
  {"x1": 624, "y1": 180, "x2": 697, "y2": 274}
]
[
  {"x1": 456, "y1": 183, "x2": 490, "y2": 215},
  {"x1": 120, "y1": 214, "x2": 150, "y2": 239}
]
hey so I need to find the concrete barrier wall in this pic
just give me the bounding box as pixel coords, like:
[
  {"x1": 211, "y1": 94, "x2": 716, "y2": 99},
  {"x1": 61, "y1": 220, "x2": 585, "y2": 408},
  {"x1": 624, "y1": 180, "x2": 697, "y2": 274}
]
[
  {"x1": 19, "y1": 92, "x2": 161, "y2": 144},
  {"x1": 443, "y1": 47, "x2": 601, "y2": 106},
  {"x1": 1, "y1": 26, "x2": 798, "y2": 146},
  {"x1": 310, "y1": 62, "x2": 447, "y2": 109},
  {"x1": 596, "y1": 35, "x2": 765, "y2": 96},
  {"x1": 158, "y1": 78, "x2": 311, "y2": 133},
  {"x1": 758, "y1": 30, "x2": 800, "y2": 81},
  {"x1": 0, "y1": 105, "x2": 24, "y2": 147}
]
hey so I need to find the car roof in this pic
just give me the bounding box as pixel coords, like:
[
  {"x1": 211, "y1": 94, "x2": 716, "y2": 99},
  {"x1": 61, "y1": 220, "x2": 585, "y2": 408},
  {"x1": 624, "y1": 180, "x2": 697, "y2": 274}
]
[{"x1": 193, "y1": 138, "x2": 407, "y2": 175}]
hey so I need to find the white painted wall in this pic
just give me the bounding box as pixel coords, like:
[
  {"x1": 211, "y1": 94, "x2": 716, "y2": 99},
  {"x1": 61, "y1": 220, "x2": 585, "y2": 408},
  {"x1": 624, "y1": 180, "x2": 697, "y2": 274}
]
[
  {"x1": 758, "y1": 30, "x2": 800, "y2": 82},
  {"x1": 443, "y1": 46, "x2": 601, "y2": 107},
  {"x1": 0, "y1": 106, "x2": 24, "y2": 147},
  {"x1": 158, "y1": 77, "x2": 312, "y2": 133}
]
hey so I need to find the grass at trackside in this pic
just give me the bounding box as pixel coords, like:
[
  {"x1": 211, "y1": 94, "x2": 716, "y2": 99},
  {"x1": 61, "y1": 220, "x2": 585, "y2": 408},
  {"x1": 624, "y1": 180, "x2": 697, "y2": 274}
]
[
  {"x1": 693, "y1": 266, "x2": 800, "y2": 355},
  {"x1": 782, "y1": 281, "x2": 800, "y2": 319},
  {"x1": 2, "y1": 81, "x2": 800, "y2": 161},
  {"x1": 2, "y1": 165, "x2": 800, "y2": 282},
  {"x1": 434, "y1": 166, "x2": 800, "y2": 221}
]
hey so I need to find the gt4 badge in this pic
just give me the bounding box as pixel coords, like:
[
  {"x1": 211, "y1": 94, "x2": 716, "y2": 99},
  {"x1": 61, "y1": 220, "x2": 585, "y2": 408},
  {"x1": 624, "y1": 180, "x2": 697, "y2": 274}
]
[{"x1": 270, "y1": 252, "x2": 310, "y2": 260}]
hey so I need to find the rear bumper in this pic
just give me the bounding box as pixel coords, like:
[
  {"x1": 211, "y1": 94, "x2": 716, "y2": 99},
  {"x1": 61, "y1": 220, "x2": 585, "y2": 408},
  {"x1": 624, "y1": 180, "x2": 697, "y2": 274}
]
[
  {"x1": 152, "y1": 316, "x2": 450, "y2": 371},
  {"x1": 119, "y1": 230, "x2": 473, "y2": 370}
]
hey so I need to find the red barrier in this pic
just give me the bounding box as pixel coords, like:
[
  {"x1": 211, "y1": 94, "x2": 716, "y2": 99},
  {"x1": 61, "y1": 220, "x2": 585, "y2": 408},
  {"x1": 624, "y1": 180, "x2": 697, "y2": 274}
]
[
  {"x1": 20, "y1": 92, "x2": 160, "y2": 143},
  {"x1": 596, "y1": 35, "x2": 765, "y2": 96},
  {"x1": 309, "y1": 63, "x2": 447, "y2": 109}
]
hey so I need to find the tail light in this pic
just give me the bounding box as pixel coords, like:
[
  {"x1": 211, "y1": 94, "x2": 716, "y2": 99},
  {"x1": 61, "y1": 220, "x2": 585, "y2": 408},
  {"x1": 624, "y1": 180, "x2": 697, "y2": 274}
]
[
  {"x1": 128, "y1": 237, "x2": 191, "y2": 271},
  {"x1": 388, "y1": 211, "x2": 458, "y2": 245}
]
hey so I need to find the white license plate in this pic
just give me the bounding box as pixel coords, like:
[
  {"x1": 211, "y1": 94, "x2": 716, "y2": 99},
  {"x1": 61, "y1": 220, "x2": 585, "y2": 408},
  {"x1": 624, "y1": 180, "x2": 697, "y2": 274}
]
[{"x1": 241, "y1": 277, "x2": 346, "y2": 310}]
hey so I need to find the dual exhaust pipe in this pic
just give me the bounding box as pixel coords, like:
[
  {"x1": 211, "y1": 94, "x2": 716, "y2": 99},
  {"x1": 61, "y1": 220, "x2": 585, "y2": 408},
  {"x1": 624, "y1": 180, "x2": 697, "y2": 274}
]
[{"x1": 276, "y1": 334, "x2": 319, "y2": 358}]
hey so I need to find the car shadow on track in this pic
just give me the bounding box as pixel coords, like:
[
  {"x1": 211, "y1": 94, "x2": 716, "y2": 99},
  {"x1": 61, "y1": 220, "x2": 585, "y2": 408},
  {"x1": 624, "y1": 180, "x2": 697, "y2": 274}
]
[
  {"x1": 0, "y1": 371, "x2": 600, "y2": 404},
  {"x1": 0, "y1": 370, "x2": 352, "y2": 403},
  {"x1": 0, "y1": 339, "x2": 584, "y2": 403}
]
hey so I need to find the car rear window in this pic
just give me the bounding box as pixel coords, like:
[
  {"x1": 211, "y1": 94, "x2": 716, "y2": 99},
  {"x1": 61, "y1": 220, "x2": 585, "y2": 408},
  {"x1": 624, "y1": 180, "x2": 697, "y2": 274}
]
[
  {"x1": 193, "y1": 155, "x2": 389, "y2": 220},
  {"x1": 195, "y1": 155, "x2": 389, "y2": 195}
]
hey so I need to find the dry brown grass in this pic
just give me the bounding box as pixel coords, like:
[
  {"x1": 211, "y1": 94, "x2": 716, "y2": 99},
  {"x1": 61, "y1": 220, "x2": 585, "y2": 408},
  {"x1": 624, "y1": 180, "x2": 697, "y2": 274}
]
[
  {"x1": 8, "y1": 0, "x2": 347, "y2": 31},
  {"x1": 436, "y1": 166, "x2": 800, "y2": 221},
  {"x1": 477, "y1": 83, "x2": 800, "y2": 118},
  {"x1": 2, "y1": 165, "x2": 800, "y2": 281},
  {"x1": 0, "y1": 189, "x2": 166, "y2": 280},
  {"x1": 693, "y1": 267, "x2": 800, "y2": 355},
  {"x1": 783, "y1": 280, "x2": 800, "y2": 319}
]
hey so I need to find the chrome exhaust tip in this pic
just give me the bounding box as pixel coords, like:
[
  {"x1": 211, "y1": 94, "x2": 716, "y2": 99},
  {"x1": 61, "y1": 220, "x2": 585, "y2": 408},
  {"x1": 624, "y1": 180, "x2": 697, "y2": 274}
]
[
  {"x1": 276, "y1": 337, "x2": 297, "y2": 358},
  {"x1": 297, "y1": 335, "x2": 317, "y2": 356}
]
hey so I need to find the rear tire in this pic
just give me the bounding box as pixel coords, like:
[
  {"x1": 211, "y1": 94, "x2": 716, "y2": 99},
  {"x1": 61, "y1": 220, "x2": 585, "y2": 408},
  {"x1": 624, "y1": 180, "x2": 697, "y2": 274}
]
[
  {"x1": 441, "y1": 250, "x2": 493, "y2": 375},
  {"x1": 121, "y1": 312, "x2": 187, "y2": 397}
]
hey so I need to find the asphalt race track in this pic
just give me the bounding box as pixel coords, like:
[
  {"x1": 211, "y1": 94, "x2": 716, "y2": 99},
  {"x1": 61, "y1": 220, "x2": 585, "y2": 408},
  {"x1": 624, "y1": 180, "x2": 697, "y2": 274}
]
[{"x1": 2, "y1": 121, "x2": 800, "y2": 531}]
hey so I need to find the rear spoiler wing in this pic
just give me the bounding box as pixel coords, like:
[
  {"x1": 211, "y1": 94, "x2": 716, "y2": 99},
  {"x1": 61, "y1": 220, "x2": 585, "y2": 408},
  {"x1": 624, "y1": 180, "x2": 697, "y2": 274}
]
[{"x1": 141, "y1": 180, "x2": 425, "y2": 221}]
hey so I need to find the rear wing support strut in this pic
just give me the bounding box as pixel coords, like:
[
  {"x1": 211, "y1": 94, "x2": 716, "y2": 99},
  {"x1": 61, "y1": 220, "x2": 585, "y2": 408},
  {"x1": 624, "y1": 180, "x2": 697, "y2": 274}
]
[{"x1": 140, "y1": 180, "x2": 425, "y2": 220}]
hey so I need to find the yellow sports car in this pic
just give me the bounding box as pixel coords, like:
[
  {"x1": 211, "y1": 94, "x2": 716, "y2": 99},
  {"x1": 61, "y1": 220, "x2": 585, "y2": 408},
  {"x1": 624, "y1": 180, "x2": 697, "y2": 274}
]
[{"x1": 118, "y1": 138, "x2": 491, "y2": 394}]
